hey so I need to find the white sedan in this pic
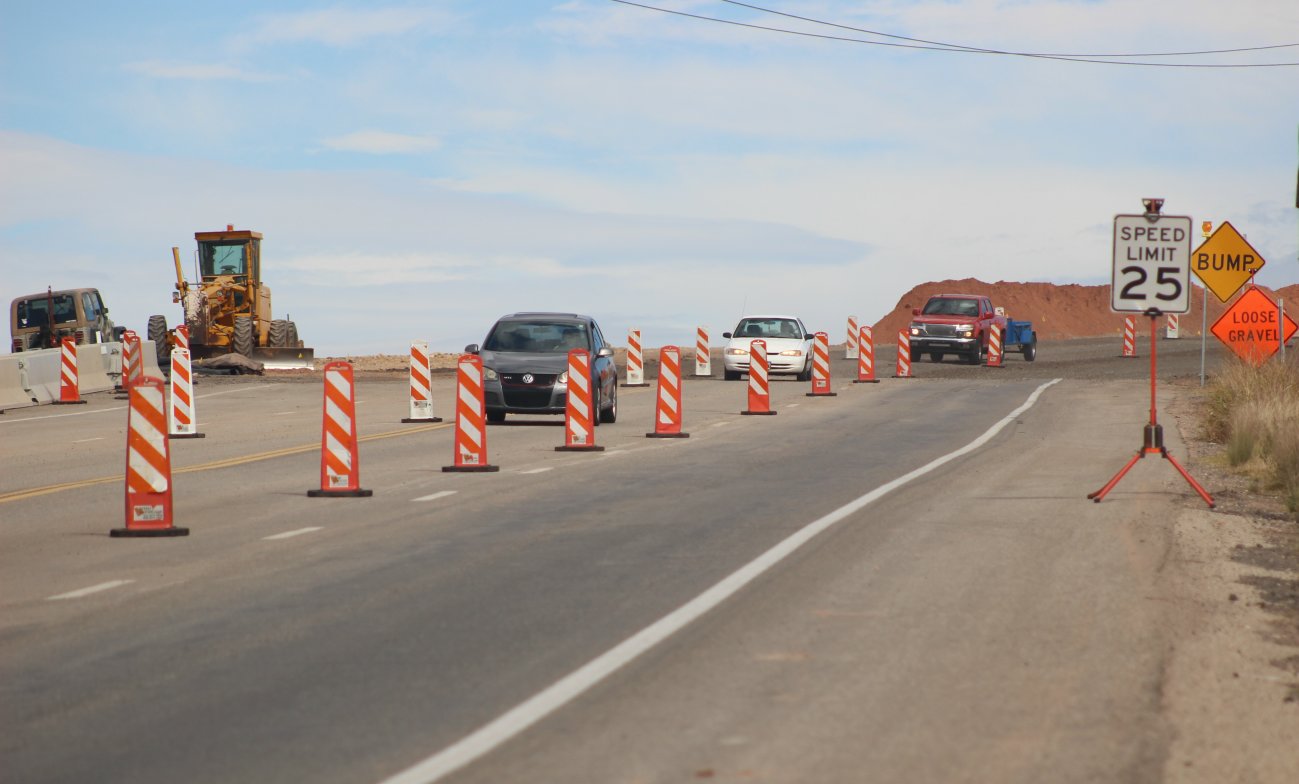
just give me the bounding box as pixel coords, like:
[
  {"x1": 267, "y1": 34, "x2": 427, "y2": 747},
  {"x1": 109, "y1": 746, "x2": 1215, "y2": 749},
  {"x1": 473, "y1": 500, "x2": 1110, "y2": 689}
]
[{"x1": 721, "y1": 315, "x2": 814, "y2": 381}]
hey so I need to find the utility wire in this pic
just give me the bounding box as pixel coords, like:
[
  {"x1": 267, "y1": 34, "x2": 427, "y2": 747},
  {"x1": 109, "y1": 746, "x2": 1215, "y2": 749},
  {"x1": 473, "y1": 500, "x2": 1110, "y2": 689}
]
[
  {"x1": 720, "y1": 0, "x2": 1299, "y2": 59},
  {"x1": 609, "y1": 0, "x2": 1299, "y2": 67}
]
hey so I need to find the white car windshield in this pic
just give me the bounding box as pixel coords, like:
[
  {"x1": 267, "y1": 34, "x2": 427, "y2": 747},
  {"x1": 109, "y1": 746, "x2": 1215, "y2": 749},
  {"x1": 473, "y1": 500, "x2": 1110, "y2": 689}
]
[{"x1": 734, "y1": 319, "x2": 803, "y2": 339}]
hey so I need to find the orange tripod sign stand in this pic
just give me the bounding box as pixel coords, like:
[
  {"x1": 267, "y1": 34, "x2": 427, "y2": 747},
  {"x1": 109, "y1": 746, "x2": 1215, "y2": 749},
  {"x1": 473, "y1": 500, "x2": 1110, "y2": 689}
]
[{"x1": 1089, "y1": 309, "x2": 1213, "y2": 508}]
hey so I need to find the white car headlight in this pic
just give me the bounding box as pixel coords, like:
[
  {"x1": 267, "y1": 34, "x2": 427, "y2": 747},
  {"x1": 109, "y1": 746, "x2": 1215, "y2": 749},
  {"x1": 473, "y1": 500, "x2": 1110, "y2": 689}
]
[
  {"x1": 484, "y1": 367, "x2": 498, "y2": 381},
  {"x1": 779, "y1": 349, "x2": 803, "y2": 356},
  {"x1": 725, "y1": 347, "x2": 749, "y2": 356},
  {"x1": 558, "y1": 371, "x2": 568, "y2": 385}
]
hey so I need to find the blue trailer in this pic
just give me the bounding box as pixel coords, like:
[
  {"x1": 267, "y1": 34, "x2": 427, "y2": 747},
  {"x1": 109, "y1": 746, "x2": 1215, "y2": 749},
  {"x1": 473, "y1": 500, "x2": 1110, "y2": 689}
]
[{"x1": 1003, "y1": 319, "x2": 1037, "y2": 361}]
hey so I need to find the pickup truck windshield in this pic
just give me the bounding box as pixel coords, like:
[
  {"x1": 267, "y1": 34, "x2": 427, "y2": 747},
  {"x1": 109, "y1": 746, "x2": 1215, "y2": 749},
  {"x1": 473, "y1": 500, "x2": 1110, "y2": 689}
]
[{"x1": 922, "y1": 298, "x2": 979, "y2": 317}]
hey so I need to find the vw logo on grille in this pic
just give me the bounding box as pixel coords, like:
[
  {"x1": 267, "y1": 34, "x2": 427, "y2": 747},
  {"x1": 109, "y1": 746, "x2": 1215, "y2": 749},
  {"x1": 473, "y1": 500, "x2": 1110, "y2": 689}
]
[{"x1": 522, "y1": 373, "x2": 535, "y2": 384}]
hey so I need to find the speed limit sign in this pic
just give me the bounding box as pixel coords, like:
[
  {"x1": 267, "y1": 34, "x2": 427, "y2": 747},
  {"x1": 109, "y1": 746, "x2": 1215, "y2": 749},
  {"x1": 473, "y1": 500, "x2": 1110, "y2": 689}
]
[{"x1": 1112, "y1": 212, "x2": 1192, "y2": 314}]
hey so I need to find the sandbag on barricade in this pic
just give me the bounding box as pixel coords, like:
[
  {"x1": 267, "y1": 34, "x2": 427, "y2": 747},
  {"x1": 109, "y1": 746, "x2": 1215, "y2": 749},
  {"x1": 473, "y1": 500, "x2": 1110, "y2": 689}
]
[{"x1": 0, "y1": 354, "x2": 40, "y2": 412}]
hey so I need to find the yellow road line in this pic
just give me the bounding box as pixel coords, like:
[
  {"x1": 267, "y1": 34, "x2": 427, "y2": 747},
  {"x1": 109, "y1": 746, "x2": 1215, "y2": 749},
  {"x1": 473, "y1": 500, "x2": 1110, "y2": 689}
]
[{"x1": 0, "y1": 421, "x2": 451, "y2": 505}]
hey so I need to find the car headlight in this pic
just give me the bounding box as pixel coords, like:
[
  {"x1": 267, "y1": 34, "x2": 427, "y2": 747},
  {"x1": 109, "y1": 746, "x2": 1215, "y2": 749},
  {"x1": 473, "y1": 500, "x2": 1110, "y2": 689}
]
[
  {"x1": 484, "y1": 367, "x2": 498, "y2": 381},
  {"x1": 558, "y1": 371, "x2": 568, "y2": 385},
  {"x1": 956, "y1": 324, "x2": 974, "y2": 337},
  {"x1": 910, "y1": 323, "x2": 921, "y2": 336},
  {"x1": 778, "y1": 349, "x2": 803, "y2": 356},
  {"x1": 725, "y1": 347, "x2": 749, "y2": 356}
]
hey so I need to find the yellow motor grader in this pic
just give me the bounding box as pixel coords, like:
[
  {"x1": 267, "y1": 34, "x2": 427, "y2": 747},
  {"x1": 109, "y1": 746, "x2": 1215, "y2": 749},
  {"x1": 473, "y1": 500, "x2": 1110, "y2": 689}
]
[{"x1": 148, "y1": 225, "x2": 313, "y2": 370}]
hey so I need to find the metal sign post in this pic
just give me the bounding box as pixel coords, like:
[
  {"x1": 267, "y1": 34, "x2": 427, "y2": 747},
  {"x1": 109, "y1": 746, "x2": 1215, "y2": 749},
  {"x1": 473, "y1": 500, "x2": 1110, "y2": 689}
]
[{"x1": 1091, "y1": 199, "x2": 1212, "y2": 508}]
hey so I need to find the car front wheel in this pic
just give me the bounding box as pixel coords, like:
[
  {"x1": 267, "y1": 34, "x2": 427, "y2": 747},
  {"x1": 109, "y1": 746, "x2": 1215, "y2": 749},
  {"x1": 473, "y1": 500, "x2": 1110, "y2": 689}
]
[{"x1": 599, "y1": 382, "x2": 618, "y2": 423}]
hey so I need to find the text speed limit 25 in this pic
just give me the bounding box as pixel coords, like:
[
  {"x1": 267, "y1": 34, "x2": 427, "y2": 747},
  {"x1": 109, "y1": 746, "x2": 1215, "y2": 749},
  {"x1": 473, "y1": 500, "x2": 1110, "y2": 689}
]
[{"x1": 1111, "y1": 214, "x2": 1192, "y2": 314}]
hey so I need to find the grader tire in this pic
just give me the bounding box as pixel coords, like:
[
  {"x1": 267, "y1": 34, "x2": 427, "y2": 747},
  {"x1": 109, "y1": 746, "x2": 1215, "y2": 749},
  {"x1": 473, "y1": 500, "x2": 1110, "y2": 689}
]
[
  {"x1": 268, "y1": 319, "x2": 289, "y2": 348},
  {"x1": 233, "y1": 316, "x2": 255, "y2": 357},
  {"x1": 147, "y1": 314, "x2": 169, "y2": 366},
  {"x1": 286, "y1": 321, "x2": 300, "y2": 348}
]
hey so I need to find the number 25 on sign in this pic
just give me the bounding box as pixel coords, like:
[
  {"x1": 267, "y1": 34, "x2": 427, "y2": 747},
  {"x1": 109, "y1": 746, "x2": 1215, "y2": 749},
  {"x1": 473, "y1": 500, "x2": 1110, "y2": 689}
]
[{"x1": 1111, "y1": 213, "x2": 1192, "y2": 314}]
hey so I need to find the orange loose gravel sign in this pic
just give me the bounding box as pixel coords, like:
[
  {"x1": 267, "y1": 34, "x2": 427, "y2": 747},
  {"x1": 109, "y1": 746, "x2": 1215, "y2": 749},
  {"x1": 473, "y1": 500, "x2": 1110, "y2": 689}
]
[{"x1": 1210, "y1": 287, "x2": 1296, "y2": 364}]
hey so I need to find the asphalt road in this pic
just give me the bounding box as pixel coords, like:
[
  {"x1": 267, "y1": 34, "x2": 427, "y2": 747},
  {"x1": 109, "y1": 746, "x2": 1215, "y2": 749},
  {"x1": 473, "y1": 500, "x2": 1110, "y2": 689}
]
[{"x1": 0, "y1": 336, "x2": 1231, "y2": 783}]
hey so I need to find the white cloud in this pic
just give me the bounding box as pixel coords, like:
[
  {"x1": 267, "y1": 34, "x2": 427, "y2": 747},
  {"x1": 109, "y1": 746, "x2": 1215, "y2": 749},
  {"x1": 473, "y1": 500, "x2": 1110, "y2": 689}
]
[
  {"x1": 245, "y1": 6, "x2": 455, "y2": 47},
  {"x1": 122, "y1": 60, "x2": 276, "y2": 82},
  {"x1": 321, "y1": 130, "x2": 442, "y2": 154}
]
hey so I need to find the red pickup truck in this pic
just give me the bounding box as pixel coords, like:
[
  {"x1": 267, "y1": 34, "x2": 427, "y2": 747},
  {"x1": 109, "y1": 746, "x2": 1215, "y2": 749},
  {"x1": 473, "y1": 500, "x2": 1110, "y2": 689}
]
[{"x1": 908, "y1": 293, "x2": 1008, "y2": 365}]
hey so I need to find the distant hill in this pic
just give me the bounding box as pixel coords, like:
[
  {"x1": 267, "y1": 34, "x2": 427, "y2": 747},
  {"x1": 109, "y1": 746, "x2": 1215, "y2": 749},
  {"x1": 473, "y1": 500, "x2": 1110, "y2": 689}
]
[{"x1": 873, "y1": 279, "x2": 1299, "y2": 341}]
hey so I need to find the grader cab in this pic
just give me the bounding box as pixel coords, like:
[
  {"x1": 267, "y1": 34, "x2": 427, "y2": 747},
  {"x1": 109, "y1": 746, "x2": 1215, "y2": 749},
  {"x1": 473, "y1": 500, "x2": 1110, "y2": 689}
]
[{"x1": 148, "y1": 225, "x2": 313, "y2": 370}]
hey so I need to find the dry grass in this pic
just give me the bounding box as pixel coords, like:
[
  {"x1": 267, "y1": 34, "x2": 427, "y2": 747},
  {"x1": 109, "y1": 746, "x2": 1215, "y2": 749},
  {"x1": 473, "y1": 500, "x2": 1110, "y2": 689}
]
[{"x1": 1205, "y1": 354, "x2": 1299, "y2": 517}]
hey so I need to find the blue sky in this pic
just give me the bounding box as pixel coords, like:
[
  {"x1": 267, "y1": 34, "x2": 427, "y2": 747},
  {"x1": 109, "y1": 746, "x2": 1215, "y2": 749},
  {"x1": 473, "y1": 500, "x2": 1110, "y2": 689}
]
[{"x1": 3, "y1": 1, "x2": 1297, "y2": 353}]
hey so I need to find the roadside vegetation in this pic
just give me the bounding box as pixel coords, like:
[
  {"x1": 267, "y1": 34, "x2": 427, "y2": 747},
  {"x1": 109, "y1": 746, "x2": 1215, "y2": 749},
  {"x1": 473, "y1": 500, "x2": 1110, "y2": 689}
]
[{"x1": 1204, "y1": 353, "x2": 1299, "y2": 520}]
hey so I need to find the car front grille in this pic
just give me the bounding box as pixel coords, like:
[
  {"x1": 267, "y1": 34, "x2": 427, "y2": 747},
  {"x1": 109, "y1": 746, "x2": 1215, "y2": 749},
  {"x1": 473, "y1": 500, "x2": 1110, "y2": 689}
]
[
  {"x1": 501, "y1": 373, "x2": 559, "y2": 408},
  {"x1": 920, "y1": 324, "x2": 958, "y2": 337}
]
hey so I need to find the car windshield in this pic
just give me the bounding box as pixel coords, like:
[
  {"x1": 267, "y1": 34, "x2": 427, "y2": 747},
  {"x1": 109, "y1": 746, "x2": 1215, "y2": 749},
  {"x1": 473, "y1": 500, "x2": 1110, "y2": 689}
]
[
  {"x1": 484, "y1": 321, "x2": 589, "y2": 353},
  {"x1": 922, "y1": 298, "x2": 979, "y2": 317},
  {"x1": 733, "y1": 318, "x2": 803, "y2": 339}
]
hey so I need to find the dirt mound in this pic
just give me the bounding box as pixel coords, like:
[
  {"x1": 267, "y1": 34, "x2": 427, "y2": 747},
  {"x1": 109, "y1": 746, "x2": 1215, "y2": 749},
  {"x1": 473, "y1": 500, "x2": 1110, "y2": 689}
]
[{"x1": 874, "y1": 279, "x2": 1299, "y2": 341}]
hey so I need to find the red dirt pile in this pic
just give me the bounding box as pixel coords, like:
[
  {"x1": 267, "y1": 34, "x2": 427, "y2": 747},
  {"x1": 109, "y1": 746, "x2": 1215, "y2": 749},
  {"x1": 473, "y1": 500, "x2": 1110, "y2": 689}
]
[{"x1": 874, "y1": 279, "x2": 1299, "y2": 341}]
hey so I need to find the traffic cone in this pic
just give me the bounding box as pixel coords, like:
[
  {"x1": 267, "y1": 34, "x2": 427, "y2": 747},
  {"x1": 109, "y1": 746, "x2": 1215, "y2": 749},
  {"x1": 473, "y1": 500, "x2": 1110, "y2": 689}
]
[
  {"x1": 308, "y1": 361, "x2": 373, "y2": 496},
  {"x1": 742, "y1": 339, "x2": 777, "y2": 415},
  {"x1": 112, "y1": 376, "x2": 188, "y2": 537},
  {"x1": 647, "y1": 345, "x2": 690, "y2": 437},
  {"x1": 894, "y1": 330, "x2": 913, "y2": 378},
  {"x1": 168, "y1": 348, "x2": 205, "y2": 438},
  {"x1": 985, "y1": 324, "x2": 1004, "y2": 368},
  {"x1": 53, "y1": 338, "x2": 86, "y2": 405},
  {"x1": 853, "y1": 325, "x2": 880, "y2": 383},
  {"x1": 624, "y1": 328, "x2": 649, "y2": 387},
  {"x1": 402, "y1": 340, "x2": 442, "y2": 423},
  {"x1": 444, "y1": 354, "x2": 500, "y2": 472},
  {"x1": 558, "y1": 348, "x2": 604, "y2": 451},
  {"x1": 694, "y1": 327, "x2": 711, "y2": 377},
  {"x1": 807, "y1": 331, "x2": 836, "y2": 397}
]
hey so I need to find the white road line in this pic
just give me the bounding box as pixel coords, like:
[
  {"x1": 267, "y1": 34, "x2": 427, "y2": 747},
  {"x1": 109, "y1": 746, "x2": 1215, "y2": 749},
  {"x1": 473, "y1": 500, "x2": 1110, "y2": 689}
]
[
  {"x1": 377, "y1": 378, "x2": 1062, "y2": 784},
  {"x1": 710, "y1": 421, "x2": 729, "y2": 428},
  {"x1": 272, "y1": 411, "x2": 298, "y2": 416},
  {"x1": 72, "y1": 437, "x2": 105, "y2": 443},
  {"x1": 517, "y1": 468, "x2": 553, "y2": 475},
  {"x1": 48, "y1": 580, "x2": 134, "y2": 601},
  {"x1": 412, "y1": 490, "x2": 458, "y2": 502},
  {"x1": 787, "y1": 403, "x2": 801, "y2": 408},
  {"x1": 263, "y1": 527, "x2": 323, "y2": 540},
  {"x1": 0, "y1": 384, "x2": 271, "y2": 425}
]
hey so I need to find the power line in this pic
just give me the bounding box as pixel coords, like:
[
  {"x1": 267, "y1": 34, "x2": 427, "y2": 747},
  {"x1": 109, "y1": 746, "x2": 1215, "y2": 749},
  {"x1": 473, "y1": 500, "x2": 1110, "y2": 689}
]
[
  {"x1": 608, "y1": 0, "x2": 1299, "y2": 68},
  {"x1": 720, "y1": 0, "x2": 1299, "y2": 59}
]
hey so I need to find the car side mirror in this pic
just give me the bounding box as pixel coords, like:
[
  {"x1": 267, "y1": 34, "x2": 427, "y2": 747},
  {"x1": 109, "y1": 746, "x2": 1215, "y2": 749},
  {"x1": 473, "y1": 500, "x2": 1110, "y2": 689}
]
[
  {"x1": 596, "y1": 346, "x2": 614, "y2": 358},
  {"x1": 722, "y1": 332, "x2": 733, "y2": 339},
  {"x1": 464, "y1": 343, "x2": 480, "y2": 354},
  {"x1": 804, "y1": 333, "x2": 814, "y2": 340}
]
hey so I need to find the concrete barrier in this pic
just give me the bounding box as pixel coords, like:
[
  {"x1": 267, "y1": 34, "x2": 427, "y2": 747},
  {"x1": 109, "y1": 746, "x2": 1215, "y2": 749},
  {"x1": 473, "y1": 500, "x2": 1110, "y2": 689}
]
[
  {"x1": 21, "y1": 347, "x2": 62, "y2": 404},
  {"x1": 140, "y1": 340, "x2": 164, "y2": 378},
  {"x1": 0, "y1": 354, "x2": 40, "y2": 412},
  {"x1": 76, "y1": 343, "x2": 116, "y2": 394}
]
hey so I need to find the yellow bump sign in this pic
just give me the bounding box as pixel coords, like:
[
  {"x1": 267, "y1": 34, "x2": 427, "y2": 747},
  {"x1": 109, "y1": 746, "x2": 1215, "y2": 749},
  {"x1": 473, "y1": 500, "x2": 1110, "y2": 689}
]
[{"x1": 1191, "y1": 221, "x2": 1266, "y2": 302}]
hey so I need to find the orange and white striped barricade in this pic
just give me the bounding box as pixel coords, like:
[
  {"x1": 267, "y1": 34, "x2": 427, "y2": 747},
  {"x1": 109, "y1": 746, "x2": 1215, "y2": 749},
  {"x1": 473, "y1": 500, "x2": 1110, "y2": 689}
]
[
  {"x1": 308, "y1": 361, "x2": 373, "y2": 496},
  {"x1": 401, "y1": 340, "x2": 442, "y2": 423},
  {"x1": 115, "y1": 330, "x2": 141, "y2": 397},
  {"x1": 647, "y1": 345, "x2": 690, "y2": 438},
  {"x1": 985, "y1": 324, "x2": 1004, "y2": 368},
  {"x1": 557, "y1": 349, "x2": 604, "y2": 451},
  {"x1": 111, "y1": 375, "x2": 188, "y2": 537},
  {"x1": 894, "y1": 330, "x2": 913, "y2": 378},
  {"x1": 168, "y1": 348, "x2": 205, "y2": 438},
  {"x1": 54, "y1": 337, "x2": 86, "y2": 405},
  {"x1": 742, "y1": 339, "x2": 776, "y2": 415},
  {"x1": 443, "y1": 354, "x2": 500, "y2": 472},
  {"x1": 174, "y1": 324, "x2": 190, "y2": 353},
  {"x1": 853, "y1": 325, "x2": 880, "y2": 383},
  {"x1": 1165, "y1": 313, "x2": 1180, "y2": 339},
  {"x1": 807, "y1": 331, "x2": 836, "y2": 397},
  {"x1": 1121, "y1": 316, "x2": 1137, "y2": 358},
  {"x1": 625, "y1": 328, "x2": 649, "y2": 387},
  {"x1": 846, "y1": 316, "x2": 859, "y2": 359},
  {"x1": 694, "y1": 326, "x2": 711, "y2": 377}
]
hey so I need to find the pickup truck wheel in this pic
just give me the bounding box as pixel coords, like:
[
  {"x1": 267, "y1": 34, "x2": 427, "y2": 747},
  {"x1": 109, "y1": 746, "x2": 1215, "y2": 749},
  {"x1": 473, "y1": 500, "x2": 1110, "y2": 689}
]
[
  {"x1": 1023, "y1": 337, "x2": 1037, "y2": 362},
  {"x1": 929, "y1": 352, "x2": 944, "y2": 363},
  {"x1": 965, "y1": 341, "x2": 984, "y2": 365}
]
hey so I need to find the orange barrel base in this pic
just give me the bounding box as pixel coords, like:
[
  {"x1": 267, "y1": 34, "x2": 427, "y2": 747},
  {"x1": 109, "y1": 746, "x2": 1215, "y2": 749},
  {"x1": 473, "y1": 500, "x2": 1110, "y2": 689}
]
[
  {"x1": 645, "y1": 431, "x2": 690, "y2": 439},
  {"x1": 442, "y1": 465, "x2": 500, "y2": 473},
  {"x1": 307, "y1": 488, "x2": 374, "y2": 497}
]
